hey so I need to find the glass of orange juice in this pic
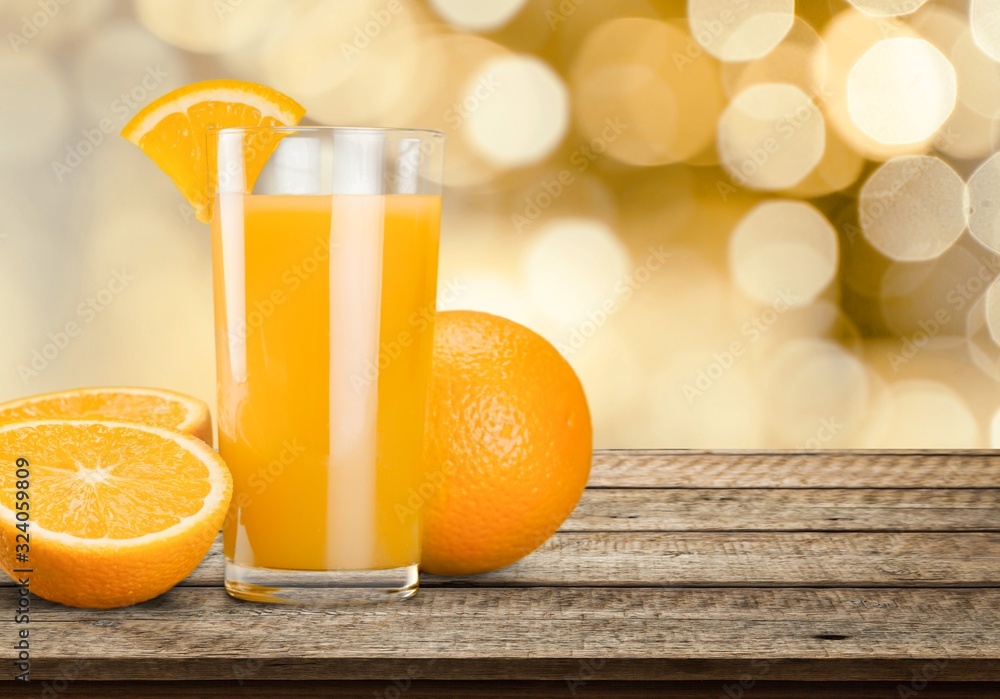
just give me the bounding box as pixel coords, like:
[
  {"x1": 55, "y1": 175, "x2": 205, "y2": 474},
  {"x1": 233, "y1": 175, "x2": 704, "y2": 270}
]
[{"x1": 211, "y1": 127, "x2": 444, "y2": 604}]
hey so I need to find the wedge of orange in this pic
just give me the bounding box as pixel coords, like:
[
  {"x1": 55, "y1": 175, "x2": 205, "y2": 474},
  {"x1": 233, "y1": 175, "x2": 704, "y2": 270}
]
[
  {"x1": 121, "y1": 79, "x2": 306, "y2": 222},
  {"x1": 0, "y1": 387, "x2": 212, "y2": 445},
  {"x1": 0, "y1": 420, "x2": 232, "y2": 608}
]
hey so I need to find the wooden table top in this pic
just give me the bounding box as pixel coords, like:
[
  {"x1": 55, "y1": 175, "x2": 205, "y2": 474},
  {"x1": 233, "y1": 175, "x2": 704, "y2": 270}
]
[{"x1": 3, "y1": 450, "x2": 1000, "y2": 697}]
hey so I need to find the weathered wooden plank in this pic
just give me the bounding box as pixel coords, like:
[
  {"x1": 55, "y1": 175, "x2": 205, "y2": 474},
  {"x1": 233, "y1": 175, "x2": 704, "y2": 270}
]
[
  {"x1": 6, "y1": 489, "x2": 997, "y2": 590},
  {"x1": 588, "y1": 451, "x2": 1000, "y2": 488},
  {"x1": 429, "y1": 532, "x2": 1000, "y2": 588},
  {"x1": 3, "y1": 657, "x2": 993, "y2": 685},
  {"x1": 3, "y1": 681, "x2": 999, "y2": 698},
  {"x1": 565, "y1": 489, "x2": 1000, "y2": 531},
  {"x1": 2, "y1": 531, "x2": 996, "y2": 590},
  {"x1": 1, "y1": 588, "x2": 996, "y2": 681},
  {"x1": 136, "y1": 531, "x2": 998, "y2": 588}
]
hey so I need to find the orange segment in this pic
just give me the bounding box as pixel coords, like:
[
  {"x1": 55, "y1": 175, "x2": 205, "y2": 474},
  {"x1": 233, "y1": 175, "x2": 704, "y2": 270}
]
[
  {"x1": 121, "y1": 80, "x2": 306, "y2": 223},
  {"x1": 0, "y1": 420, "x2": 232, "y2": 609},
  {"x1": 0, "y1": 386, "x2": 212, "y2": 445}
]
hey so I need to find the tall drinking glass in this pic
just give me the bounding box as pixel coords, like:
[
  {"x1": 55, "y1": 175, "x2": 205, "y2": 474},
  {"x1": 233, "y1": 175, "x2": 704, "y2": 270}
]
[{"x1": 210, "y1": 127, "x2": 444, "y2": 604}]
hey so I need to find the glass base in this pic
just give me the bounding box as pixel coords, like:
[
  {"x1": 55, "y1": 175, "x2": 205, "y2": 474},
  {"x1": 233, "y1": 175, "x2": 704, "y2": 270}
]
[{"x1": 224, "y1": 560, "x2": 419, "y2": 605}]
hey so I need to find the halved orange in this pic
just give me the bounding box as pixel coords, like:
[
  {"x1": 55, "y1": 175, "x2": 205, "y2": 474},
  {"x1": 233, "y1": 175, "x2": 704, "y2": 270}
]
[
  {"x1": 0, "y1": 420, "x2": 232, "y2": 608},
  {"x1": 0, "y1": 387, "x2": 213, "y2": 445},
  {"x1": 121, "y1": 79, "x2": 306, "y2": 223}
]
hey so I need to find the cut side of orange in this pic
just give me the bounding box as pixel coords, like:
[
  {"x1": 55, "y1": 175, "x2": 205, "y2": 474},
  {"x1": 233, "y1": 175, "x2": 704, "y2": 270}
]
[
  {"x1": 0, "y1": 420, "x2": 232, "y2": 608},
  {"x1": 121, "y1": 79, "x2": 306, "y2": 223},
  {"x1": 0, "y1": 387, "x2": 212, "y2": 445}
]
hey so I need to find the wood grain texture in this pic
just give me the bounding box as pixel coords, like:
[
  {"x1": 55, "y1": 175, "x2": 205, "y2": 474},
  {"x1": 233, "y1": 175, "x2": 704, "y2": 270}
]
[
  {"x1": 588, "y1": 451, "x2": 1000, "y2": 488},
  {"x1": 0, "y1": 588, "x2": 997, "y2": 681},
  {"x1": 5, "y1": 488, "x2": 997, "y2": 587},
  {"x1": 425, "y1": 532, "x2": 1000, "y2": 588},
  {"x1": 6, "y1": 490, "x2": 997, "y2": 590},
  {"x1": 0, "y1": 451, "x2": 997, "y2": 685},
  {"x1": 3, "y1": 681, "x2": 999, "y2": 699},
  {"x1": 13, "y1": 529, "x2": 1000, "y2": 587},
  {"x1": 564, "y1": 488, "x2": 1000, "y2": 531},
  {"x1": 97, "y1": 531, "x2": 998, "y2": 588}
]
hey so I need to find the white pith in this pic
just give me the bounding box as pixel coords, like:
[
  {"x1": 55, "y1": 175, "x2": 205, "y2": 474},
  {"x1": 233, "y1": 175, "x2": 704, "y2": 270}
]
[{"x1": 0, "y1": 386, "x2": 206, "y2": 434}]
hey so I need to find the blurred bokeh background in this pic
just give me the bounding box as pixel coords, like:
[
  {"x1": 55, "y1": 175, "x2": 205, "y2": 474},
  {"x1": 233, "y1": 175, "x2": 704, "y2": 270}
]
[{"x1": 5, "y1": 0, "x2": 1000, "y2": 448}]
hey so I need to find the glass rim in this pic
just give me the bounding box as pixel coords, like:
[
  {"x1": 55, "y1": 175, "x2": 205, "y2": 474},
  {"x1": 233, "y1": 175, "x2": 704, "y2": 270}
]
[{"x1": 212, "y1": 125, "x2": 445, "y2": 140}]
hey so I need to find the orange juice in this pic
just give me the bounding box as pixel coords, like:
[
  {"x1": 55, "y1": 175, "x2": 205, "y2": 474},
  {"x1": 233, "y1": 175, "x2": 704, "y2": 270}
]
[{"x1": 213, "y1": 193, "x2": 440, "y2": 572}]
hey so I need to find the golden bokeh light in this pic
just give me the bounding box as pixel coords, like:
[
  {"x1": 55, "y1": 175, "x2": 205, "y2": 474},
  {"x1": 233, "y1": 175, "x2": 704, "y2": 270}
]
[
  {"x1": 310, "y1": 26, "x2": 440, "y2": 128},
  {"x1": 462, "y1": 55, "x2": 569, "y2": 169},
  {"x1": 74, "y1": 21, "x2": 188, "y2": 122},
  {"x1": 559, "y1": 325, "x2": 644, "y2": 447},
  {"x1": 261, "y1": 1, "x2": 375, "y2": 93},
  {"x1": 510, "y1": 169, "x2": 618, "y2": 239},
  {"x1": 912, "y1": 4, "x2": 966, "y2": 52},
  {"x1": 971, "y1": 0, "x2": 1000, "y2": 63},
  {"x1": 717, "y1": 83, "x2": 826, "y2": 190},
  {"x1": 937, "y1": 101, "x2": 998, "y2": 162},
  {"x1": 846, "y1": 0, "x2": 929, "y2": 16},
  {"x1": 762, "y1": 338, "x2": 870, "y2": 446},
  {"x1": 910, "y1": 6, "x2": 998, "y2": 161},
  {"x1": 442, "y1": 272, "x2": 532, "y2": 326},
  {"x1": 0, "y1": 53, "x2": 68, "y2": 162},
  {"x1": 618, "y1": 167, "x2": 697, "y2": 255},
  {"x1": 436, "y1": 204, "x2": 534, "y2": 326},
  {"x1": 0, "y1": 229, "x2": 43, "y2": 397},
  {"x1": 549, "y1": 0, "x2": 665, "y2": 66},
  {"x1": 758, "y1": 301, "x2": 864, "y2": 356},
  {"x1": 729, "y1": 201, "x2": 838, "y2": 307},
  {"x1": 2, "y1": 0, "x2": 113, "y2": 48},
  {"x1": 411, "y1": 32, "x2": 512, "y2": 187},
  {"x1": 570, "y1": 17, "x2": 725, "y2": 166},
  {"x1": 77, "y1": 208, "x2": 213, "y2": 400},
  {"x1": 968, "y1": 153, "x2": 1000, "y2": 253},
  {"x1": 983, "y1": 281, "x2": 1000, "y2": 348},
  {"x1": 859, "y1": 156, "x2": 967, "y2": 262},
  {"x1": 615, "y1": 249, "x2": 734, "y2": 356},
  {"x1": 953, "y1": 29, "x2": 1000, "y2": 120},
  {"x1": 782, "y1": 123, "x2": 865, "y2": 198},
  {"x1": 878, "y1": 255, "x2": 937, "y2": 300},
  {"x1": 847, "y1": 38, "x2": 956, "y2": 146},
  {"x1": 966, "y1": 279, "x2": 1000, "y2": 382},
  {"x1": 719, "y1": 16, "x2": 827, "y2": 99},
  {"x1": 648, "y1": 359, "x2": 764, "y2": 448},
  {"x1": 256, "y1": 1, "x2": 437, "y2": 128},
  {"x1": 687, "y1": 0, "x2": 795, "y2": 62},
  {"x1": 428, "y1": 0, "x2": 527, "y2": 32},
  {"x1": 864, "y1": 380, "x2": 978, "y2": 448},
  {"x1": 135, "y1": 0, "x2": 279, "y2": 54},
  {"x1": 524, "y1": 217, "x2": 631, "y2": 324},
  {"x1": 12, "y1": 0, "x2": 1000, "y2": 450},
  {"x1": 821, "y1": 9, "x2": 927, "y2": 160},
  {"x1": 879, "y1": 243, "x2": 989, "y2": 338},
  {"x1": 0, "y1": 177, "x2": 51, "y2": 362}
]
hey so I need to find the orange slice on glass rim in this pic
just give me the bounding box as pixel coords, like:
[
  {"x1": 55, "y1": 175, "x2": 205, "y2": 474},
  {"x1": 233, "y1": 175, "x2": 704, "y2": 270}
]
[{"x1": 121, "y1": 79, "x2": 305, "y2": 223}]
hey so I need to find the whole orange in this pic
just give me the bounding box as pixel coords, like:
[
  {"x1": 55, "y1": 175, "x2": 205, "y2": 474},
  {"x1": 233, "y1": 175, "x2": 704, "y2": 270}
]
[{"x1": 420, "y1": 310, "x2": 592, "y2": 575}]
